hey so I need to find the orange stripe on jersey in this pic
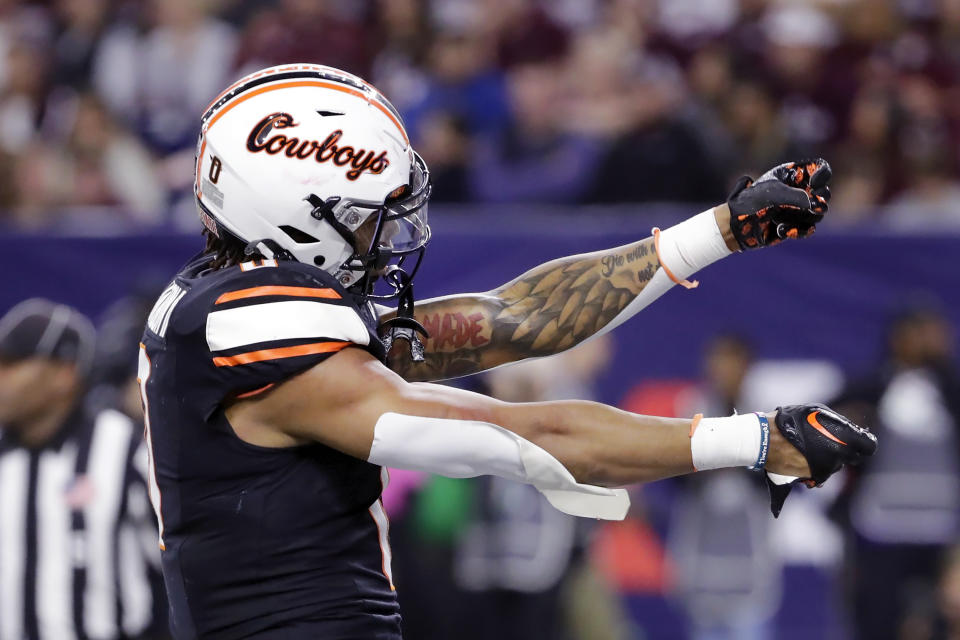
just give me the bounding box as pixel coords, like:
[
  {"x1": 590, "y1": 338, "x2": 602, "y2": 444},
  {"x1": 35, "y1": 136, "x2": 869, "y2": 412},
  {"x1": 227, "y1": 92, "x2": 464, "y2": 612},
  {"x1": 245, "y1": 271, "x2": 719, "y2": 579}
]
[
  {"x1": 235, "y1": 383, "x2": 275, "y2": 399},
  {"x1": 207, "y1": 79, "x2": 409, "y2": 145},
  {"x1": 212, "y1": 341, "x2": 349, "y2": 367},
  {"x1": 215, "y1": 285, "x2": 341, "y2": 305}
]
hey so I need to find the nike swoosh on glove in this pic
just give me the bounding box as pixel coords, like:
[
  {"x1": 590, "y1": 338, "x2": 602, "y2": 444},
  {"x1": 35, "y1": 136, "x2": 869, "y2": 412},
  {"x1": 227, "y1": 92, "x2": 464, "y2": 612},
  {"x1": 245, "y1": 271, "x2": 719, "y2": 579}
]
[{"x1": 766, "y1": 403, "x2": 877, "y2": 517}]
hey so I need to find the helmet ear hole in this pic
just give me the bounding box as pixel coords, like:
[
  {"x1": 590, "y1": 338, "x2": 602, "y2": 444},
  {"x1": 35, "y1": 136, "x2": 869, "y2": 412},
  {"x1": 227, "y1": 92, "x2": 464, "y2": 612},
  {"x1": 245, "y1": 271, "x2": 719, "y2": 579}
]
[
  {"x1": 279, "y1": 225, "x2": 320, "y2": 244},
  {"x1": 313, "y1": 255, "x2": 326, "y2": 267}
]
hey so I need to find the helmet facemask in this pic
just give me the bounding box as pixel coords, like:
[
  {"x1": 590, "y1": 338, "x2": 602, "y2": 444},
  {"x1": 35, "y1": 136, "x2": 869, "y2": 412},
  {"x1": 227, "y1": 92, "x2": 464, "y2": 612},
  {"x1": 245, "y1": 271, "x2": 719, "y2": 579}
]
[
  {"x1": 309, "y1": 151, "x2": 432, "y2": 301},
  {"x1": 311, "y1": 151, "x2": 432, "y2": 362}
]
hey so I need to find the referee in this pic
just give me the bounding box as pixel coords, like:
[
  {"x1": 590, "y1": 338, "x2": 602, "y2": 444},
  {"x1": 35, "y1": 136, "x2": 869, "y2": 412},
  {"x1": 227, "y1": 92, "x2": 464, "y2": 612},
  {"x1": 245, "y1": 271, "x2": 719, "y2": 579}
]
[{"x1": 0, "y1": 299, "x2": 164, "y2": 640}]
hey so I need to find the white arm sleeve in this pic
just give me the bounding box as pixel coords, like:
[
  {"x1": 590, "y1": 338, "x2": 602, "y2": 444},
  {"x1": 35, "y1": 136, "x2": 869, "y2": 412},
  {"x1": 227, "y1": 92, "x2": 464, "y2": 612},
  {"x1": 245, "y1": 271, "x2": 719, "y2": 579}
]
[
  {"x1": 367, "y1": 412, "x2": 629, "y2": 520},
  {"x1": 595, "y1": 208, "x2": 733, "y2": 338}
]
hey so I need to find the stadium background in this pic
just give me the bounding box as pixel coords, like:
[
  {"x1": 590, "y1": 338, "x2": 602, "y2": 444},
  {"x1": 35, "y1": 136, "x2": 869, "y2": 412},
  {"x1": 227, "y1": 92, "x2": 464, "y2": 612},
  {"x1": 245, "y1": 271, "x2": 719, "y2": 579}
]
[{"x1": 2, "y1": 0, "x2": 959, "y2": 639}]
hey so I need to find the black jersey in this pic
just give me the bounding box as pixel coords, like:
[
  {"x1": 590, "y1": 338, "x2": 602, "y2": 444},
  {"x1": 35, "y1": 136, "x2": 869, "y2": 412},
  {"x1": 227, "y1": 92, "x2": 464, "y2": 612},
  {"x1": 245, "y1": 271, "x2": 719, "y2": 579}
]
[{"x1": 137, "y1": 254, "x2": 400, "y2": 640}]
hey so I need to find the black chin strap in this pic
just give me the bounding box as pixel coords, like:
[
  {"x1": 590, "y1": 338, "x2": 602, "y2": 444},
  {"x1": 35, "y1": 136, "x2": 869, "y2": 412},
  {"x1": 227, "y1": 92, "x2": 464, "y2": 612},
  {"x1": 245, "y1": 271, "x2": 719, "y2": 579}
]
[
  {"x1": 306, "y1": 194, "x2": 358, "y2": 246},
  {"x1": 244, "y1": 238, "x2": 294, "y2": 261},
  {"x1": 305, "y1": 192, "x2": 429, "y2": 362},
  {"x1": 379, "y1": 269, "x2": 429, "y2": 362}
]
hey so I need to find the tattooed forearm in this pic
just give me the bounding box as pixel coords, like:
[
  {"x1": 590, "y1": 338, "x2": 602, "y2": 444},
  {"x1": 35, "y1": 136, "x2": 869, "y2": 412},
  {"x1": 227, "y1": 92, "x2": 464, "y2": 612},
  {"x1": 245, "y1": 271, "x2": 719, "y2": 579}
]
[
  {"x1": 420, "y1": 312, "x2": 490, "y2": 349},
  {"x1": 384, "y1": 237, "x2": 662, "y2": 381},
  {"x1": 487, "y1": 239, "x2": 656, "y2": 355}
]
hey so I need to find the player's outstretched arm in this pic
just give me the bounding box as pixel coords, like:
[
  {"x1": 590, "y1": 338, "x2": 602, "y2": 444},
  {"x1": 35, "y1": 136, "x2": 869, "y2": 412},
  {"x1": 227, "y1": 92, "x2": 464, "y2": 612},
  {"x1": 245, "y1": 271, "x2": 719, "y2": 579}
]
[
  {"x1": 226, "y1": 348, "x2": 805, "y2": 486},
  {"x1": 225, "y1": 345, "x2": 873, "y2": 518},
  {"x1": 385, "y1": 160, "x2": 832, "y2": 381}
]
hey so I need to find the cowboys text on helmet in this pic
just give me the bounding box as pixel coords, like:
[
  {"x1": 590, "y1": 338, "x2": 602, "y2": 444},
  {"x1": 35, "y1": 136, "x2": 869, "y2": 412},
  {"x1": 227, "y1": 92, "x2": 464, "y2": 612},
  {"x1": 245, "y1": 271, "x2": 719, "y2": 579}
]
[
  {"x1": 246, "y1": 112, "x2": 390, "y2": 181},
  {"x1": 193, "y1": 63, "x2": 431, "y2": 293}
]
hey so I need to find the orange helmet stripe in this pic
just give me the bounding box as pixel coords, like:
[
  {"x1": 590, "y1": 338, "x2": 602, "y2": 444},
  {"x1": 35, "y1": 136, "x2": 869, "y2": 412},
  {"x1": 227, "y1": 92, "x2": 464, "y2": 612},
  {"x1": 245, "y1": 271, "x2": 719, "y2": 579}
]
[
  {"x1": 205, "y1": 79, "x2": 409, "y2": 145},
  {"x1": 202, "y1": 64, "x2": 385, "y2": 115}
]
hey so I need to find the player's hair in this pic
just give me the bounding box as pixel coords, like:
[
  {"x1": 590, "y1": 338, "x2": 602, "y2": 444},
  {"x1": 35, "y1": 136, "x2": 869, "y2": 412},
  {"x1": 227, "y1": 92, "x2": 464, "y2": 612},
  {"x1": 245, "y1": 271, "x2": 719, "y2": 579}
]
[{"x1": 202, "y1": 228, "x2": 263, "y2": 270}]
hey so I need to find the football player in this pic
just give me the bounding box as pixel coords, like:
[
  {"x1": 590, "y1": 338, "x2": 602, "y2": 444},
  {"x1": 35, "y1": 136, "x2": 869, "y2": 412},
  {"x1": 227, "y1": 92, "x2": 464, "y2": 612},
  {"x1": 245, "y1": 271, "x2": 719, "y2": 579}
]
[{"x1": 139, "y1": 64, "x2": 876, "y2": 639}]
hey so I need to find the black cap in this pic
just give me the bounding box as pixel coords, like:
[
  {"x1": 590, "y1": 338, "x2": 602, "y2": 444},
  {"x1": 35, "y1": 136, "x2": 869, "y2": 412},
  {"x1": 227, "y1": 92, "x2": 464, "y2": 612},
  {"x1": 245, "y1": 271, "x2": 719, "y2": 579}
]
[{"x1": 0, "y1": 299, "x2": 96, "y2": 375}]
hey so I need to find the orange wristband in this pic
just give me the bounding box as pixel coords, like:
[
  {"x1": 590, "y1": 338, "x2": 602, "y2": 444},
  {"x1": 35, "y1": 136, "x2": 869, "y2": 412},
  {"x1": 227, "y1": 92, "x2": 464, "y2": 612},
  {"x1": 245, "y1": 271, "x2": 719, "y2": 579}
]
[
  {"x1": 652, "y1": 227, "x2": 699, "y2": 289},
  {"x1": 689, "y1": 413, "x2": 703, "y2": 438}
]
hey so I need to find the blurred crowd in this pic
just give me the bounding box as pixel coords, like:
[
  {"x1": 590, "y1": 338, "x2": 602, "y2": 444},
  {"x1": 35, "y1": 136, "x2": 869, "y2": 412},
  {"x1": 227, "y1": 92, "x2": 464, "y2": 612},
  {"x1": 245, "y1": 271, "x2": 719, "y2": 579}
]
[
  {"x1": 1, "y1": 0, "x2": 960, "y2": 231},
  {"x1": 3, "y1": 1, "x2": 960, "y2": 637}
]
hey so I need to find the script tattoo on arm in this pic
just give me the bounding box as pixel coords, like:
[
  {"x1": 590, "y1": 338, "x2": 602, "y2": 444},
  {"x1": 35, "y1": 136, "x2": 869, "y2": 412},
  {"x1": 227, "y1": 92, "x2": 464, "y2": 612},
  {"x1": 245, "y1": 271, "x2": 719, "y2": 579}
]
[{"x1": 383, "y1": 237, "x2": 662, "y2": 382}]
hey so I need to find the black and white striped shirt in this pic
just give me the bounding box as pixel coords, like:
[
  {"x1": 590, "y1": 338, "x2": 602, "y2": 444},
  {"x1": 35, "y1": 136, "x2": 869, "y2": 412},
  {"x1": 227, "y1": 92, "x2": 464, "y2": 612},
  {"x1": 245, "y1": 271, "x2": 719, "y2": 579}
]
[{"x1": 0, "y1": 406, "x2": 160, "y2": 640}]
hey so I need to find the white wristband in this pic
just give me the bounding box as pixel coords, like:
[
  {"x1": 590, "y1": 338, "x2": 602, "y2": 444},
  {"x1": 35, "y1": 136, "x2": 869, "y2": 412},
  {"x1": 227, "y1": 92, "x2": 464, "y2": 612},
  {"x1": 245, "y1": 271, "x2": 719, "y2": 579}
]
[
  {"x1": 656, "y1": 208, "x2": 733, "y2": 282},
  {"x1": 690, "y1": 413, "x2": 765, "y2": 471}
]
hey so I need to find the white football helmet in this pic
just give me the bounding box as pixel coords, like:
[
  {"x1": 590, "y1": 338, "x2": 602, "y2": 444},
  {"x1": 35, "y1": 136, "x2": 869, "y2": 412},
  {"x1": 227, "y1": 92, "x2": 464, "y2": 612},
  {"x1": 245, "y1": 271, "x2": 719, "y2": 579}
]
[{"x1": 194, "y1": 63, "x2": 431, "y2": 297}]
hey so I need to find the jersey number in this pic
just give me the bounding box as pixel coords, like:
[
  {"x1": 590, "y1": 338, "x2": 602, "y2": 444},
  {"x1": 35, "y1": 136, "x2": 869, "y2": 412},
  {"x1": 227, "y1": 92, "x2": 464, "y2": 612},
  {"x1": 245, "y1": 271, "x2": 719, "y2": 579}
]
[{"x1": 146, "y1": 282, "x2": 185, "y2": 338}]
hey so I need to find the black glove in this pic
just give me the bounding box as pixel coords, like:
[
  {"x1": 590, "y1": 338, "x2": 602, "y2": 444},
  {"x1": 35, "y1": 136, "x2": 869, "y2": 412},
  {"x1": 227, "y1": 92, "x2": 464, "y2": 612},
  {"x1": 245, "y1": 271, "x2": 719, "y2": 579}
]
[
  {"x1": 728, "y1": 158, "x2": 832, "y2": 250},
  {"x1": 765, "y1": 403, "x2": 877, "y2": 517}
]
